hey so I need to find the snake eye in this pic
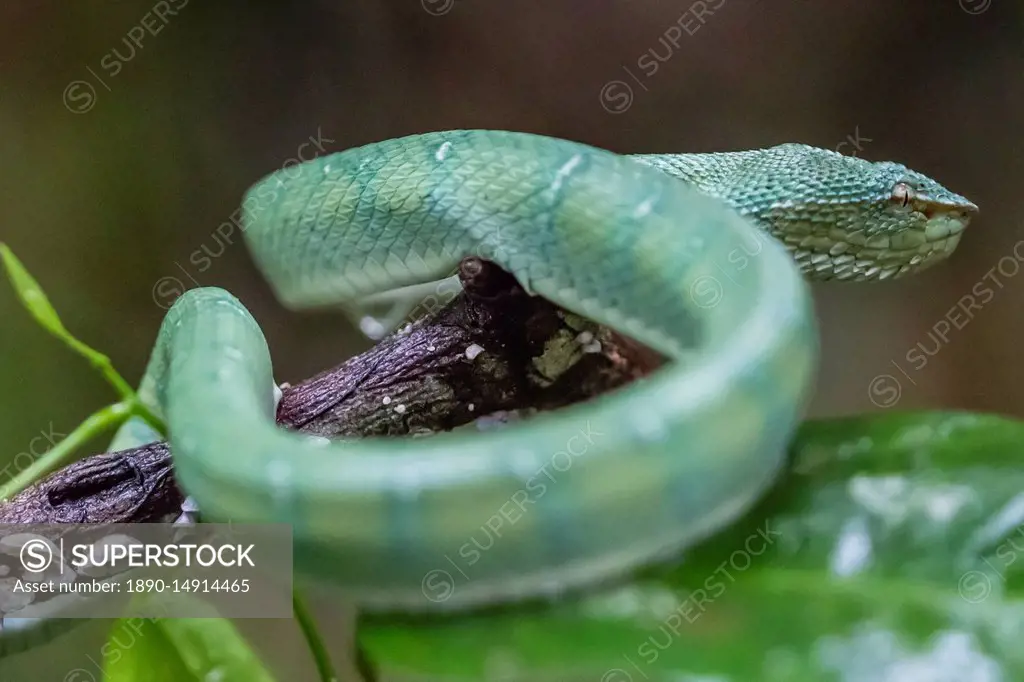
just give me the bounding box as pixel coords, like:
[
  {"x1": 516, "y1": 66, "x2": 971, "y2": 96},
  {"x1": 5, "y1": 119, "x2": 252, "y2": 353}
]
[{"x1": 890, "y1": 182, "x2": 915, "y2": 208}]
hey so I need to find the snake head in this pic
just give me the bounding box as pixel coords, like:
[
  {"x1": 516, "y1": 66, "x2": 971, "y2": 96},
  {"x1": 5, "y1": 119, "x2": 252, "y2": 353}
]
[{"x1": 746, "y1": 144, "x2": 978, "y2": 282}]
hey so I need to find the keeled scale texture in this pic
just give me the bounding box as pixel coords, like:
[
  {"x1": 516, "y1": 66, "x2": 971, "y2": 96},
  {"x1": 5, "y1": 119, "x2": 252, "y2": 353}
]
[
  {"x1": 0, "y1": 129, "x2": 982, "y2": 655},
  {"x1": 20, "y1": 130, "x2": 978, "y2": 634}
]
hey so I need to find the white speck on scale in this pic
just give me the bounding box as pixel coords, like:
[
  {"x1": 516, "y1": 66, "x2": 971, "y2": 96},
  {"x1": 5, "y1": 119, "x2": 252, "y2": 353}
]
[
  {"x1": 549, "y1": 154, "x2": 583, "y2": 194},
  {"x1": 395, "y1": 404, "x2": 407, "y2": 414},
  {"x1": 382, "y1": 396, "x2": 392, "y2": 405},
  {"x1": 435, "y1": 141, "x2": 452, "y2": 161},
  {"x1": 632, "y1": 196, "x2": 657, "y2": 219},
  {"x1": 265, "y1": 460, "x2": 294, "y2": 506},
  {"x1": 465, "y1": 343, "x2": 485, "y2": 360}
]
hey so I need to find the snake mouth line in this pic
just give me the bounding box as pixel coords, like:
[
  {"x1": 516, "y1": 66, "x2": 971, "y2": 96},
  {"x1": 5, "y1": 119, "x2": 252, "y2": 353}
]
[{"x1": 792, "y1": 231, "x2": 964, "y2": 282}]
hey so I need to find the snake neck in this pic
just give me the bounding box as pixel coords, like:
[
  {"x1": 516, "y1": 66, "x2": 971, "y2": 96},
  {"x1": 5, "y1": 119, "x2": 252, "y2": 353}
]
[{"x1": 631, "y1": 145, "x2": 975, "y2": 282}]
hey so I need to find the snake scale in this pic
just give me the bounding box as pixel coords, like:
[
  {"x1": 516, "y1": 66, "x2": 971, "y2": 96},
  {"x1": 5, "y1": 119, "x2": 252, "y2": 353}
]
[{"x1": 0, "y1": 130, "x2": 976, "y2": 657}]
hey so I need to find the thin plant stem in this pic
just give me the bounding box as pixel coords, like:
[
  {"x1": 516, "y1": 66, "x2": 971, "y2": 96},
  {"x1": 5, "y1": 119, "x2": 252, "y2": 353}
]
[
  {"x1": 293, "y1": 589, "x2": 340, "y2": 682},
  {"x1": 4, "y1": 243, "x2": 340, "y2": 682},
  {"x1": 0, "y1": 400, "x2": 135, "y2": 501},
  {"x1": 354, "y1": 622, "x2": 380, "y2": 682},
  {"x1": 45, "y1": 339, "x2": 165, "y2": 436}
]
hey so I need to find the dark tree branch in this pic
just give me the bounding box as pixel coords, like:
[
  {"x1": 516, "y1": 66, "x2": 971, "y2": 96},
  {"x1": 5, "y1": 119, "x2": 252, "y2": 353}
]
[
  {"x1": 0, "y1": 444, "x2": 180, "y2": 524},
  {"x1": 0, "y1": 258, "x2": 661, "y2": 524}
]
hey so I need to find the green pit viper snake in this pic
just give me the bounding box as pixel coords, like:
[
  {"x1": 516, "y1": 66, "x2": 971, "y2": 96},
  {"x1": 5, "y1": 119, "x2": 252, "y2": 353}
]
[{"x1": 0, "y1": 129, "x2": 977, "y2": 656}]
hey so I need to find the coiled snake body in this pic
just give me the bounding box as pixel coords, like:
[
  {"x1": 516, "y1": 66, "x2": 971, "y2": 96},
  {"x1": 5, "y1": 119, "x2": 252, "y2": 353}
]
[{"x1": 0, "y1": 130, "x2": 976, "y2": 655}]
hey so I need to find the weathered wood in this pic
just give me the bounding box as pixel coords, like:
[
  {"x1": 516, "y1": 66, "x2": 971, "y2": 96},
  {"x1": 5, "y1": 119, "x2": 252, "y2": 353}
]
[{"x1": 0, "y1": 258, "x2": 659, "y2": 524}]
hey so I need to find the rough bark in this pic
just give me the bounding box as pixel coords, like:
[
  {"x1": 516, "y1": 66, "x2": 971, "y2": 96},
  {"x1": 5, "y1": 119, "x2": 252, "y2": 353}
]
[{"x1": 0, "y1": 258, "x2": 661, "y2": 524}]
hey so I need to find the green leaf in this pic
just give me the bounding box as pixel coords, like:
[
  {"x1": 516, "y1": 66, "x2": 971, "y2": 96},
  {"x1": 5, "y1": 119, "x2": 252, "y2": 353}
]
[
  {"x1": 103, "y1": 600, "x2": 276, "y2": 682},
  {"x1": 0, "y1": 242, "x2": 70, "y2": 338},
  {"x1": 359, "y1": 410, "x2": 1024, "y2": 681},
  {"x1": 0, "y1": 243, "x2": 164, "y2": 431}
]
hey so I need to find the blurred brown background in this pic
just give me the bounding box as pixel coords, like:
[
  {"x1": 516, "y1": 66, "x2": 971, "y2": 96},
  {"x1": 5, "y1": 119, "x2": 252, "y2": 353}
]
[{"x1": 0, "y1": 1, "x2": 1021, "y2": 680}]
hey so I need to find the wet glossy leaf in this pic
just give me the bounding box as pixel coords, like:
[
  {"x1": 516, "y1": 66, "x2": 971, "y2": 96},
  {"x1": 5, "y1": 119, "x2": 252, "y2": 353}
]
[
  {"x1": 0, "y1": 242, "x2": 69, "y2": 339},
  {"x1": 103, "y1": 599, "x2": 276, "y2": 682},
  {"x1": 0, "y1": 242, "x2": 149, "y2": 408},
  {"x1": 360, "y1": 411, "x2": 1024, "y2": 681}
]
